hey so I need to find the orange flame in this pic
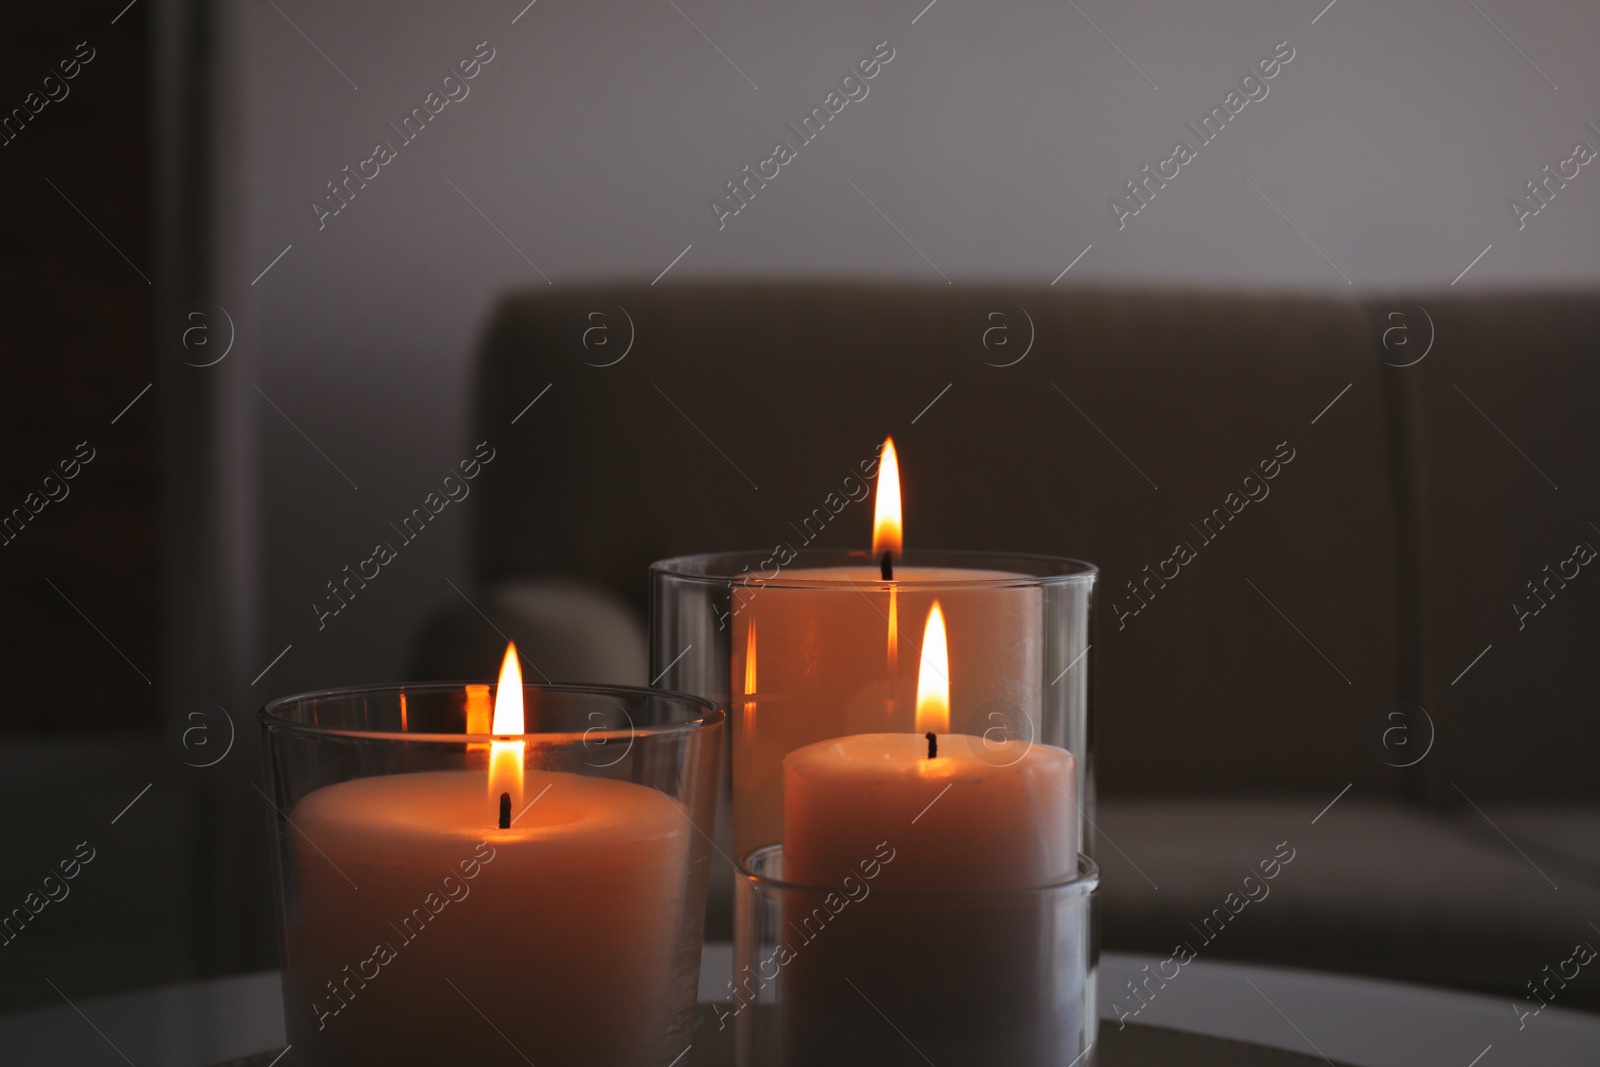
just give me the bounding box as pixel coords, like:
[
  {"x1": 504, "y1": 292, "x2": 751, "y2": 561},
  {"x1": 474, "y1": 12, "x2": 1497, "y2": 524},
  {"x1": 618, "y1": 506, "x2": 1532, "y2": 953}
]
[
  {"x1": 489, "y1": 643, "x2": 525, "y2": 823},
  {"x1": 872, "y1": 437, "x2": 902, "y2": 563},
  {"x1": 887, "y1": 585, "x2": 899, "y2": 673},
  {"x1": 742, "y1": 619, "x2": 758, "y2": 756},
  {"x1": 465, "y1": 684, "x2": 491, "y2": 753},
  {"x1": 915, "y1": 602, "x2": 949, "y2": 736},
  {"x1": 739, "y1": 617, "x2": 758, "y2": 783},
  {"x1": 743, "y1": 620, "x2": 758, "y2": 702}
]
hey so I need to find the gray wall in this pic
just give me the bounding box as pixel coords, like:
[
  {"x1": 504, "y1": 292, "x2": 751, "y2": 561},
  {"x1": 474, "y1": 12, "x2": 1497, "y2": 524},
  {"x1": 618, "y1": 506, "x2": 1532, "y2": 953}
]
[{"x1": 220, "y1": 0, "x2": 1600, "y2": 693}]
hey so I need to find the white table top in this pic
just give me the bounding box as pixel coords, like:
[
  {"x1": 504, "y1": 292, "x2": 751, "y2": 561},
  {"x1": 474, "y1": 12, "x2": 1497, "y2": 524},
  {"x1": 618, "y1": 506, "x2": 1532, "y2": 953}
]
[{"x1": 2, "y1": 949, "x2": 1595, "y2": 1066}]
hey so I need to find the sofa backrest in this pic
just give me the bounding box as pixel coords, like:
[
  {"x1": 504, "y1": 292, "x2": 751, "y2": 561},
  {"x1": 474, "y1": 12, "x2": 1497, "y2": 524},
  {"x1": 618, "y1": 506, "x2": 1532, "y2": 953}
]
[
  {"x1": 471, "y1": 283, "x2": 1415, "y2": 795},
  {"x1": 1367, "y1": 292, "x2": 1600, "y2": 802},
  {"x1": 471, "y1": 285, "x2": 1600, "y2": 801}
]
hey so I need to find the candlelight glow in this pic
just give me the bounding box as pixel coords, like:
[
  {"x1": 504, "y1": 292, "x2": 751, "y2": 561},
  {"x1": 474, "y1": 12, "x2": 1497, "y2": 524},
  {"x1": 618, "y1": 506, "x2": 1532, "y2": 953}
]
[
  {"x1": 887, "y1": 585, "x2": 899, "y2": 673},
  {"x1": 743, "y1": 620, "x2": 758, "y2": 703},
  {"x1": 915, "y1": 601, "x2": 950, "y2": 736},
  {"x1": 492, "y1": 645, "x2": 524, "y2": 733},
  {"x1": 465, "y1": 684, "x2": 491, "y2": 752},
  {"x1": 742, "y1": 620, "x2": 758, "y2": 771},
  {"x1": 489, "y1": 643, "x2": 525, "y2": 822},
  {"x1": 872, "y1": 436, "x2": 902, "y2": 563}
]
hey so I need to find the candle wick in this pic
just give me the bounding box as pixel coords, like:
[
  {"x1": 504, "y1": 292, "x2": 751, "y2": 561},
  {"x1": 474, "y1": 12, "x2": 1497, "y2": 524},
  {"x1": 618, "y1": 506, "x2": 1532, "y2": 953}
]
[
  {"x1": 881, "y1": 551, "x2": 893, "y2": 581},
  {"x1": 499, "y1": 792, "x2": 511, "y2": 829},
  {"x1": 925, "y1": 731, "x2": 937, "y2": 759}
]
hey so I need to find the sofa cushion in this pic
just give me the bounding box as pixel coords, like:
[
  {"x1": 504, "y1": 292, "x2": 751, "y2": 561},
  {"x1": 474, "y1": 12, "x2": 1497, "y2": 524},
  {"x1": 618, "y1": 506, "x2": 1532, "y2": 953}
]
[
  {"x1": 1476, "y1": 804, "x2": 1600, "y2": 886},
  {"x1": 1097, "y1": 798, "x2": 1600, "y2": 1007}
]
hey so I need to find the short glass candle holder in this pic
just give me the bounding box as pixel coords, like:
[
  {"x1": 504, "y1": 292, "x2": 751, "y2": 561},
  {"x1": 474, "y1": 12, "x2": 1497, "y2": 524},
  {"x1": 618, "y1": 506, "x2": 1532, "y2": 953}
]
[
  {"x1": 260, "y1": 683, "x2": 724, "y2": 1067},
  {"x1": 650, "y1": 550, "x2": 1097, "y2": 859},
  {"x1": 730, "y1": 845, "x2": 1099, "y2": 1067}
]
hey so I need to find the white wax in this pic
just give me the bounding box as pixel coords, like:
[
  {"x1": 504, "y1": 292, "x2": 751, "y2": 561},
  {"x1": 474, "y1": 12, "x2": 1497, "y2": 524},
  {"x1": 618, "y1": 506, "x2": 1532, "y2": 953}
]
[
  {"x1": 783, "y1": 732, "x2": 1078, "y2": 891},
  {"x1": 281, "y1": 768, "x2": 693, "y2": 1067}
]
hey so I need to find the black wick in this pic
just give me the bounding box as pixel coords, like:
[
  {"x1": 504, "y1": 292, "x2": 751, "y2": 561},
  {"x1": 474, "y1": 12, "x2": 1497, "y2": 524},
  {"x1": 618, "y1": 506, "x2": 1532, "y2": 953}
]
[
  {"x1": 881, "y1": 550, "x2": 894, "y2": 581},
  {"x1": 925, "y1": 731, "x2": 937, "y2": 759},
  {"x1": 498, "y1": 792, "x2": 511, "y2": 829}
]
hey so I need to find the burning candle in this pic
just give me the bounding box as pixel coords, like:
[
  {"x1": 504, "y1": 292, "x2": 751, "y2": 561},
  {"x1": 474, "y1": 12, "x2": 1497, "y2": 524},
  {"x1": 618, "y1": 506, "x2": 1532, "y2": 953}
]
[
  {"x1": 773, "y1": 605, "x2": 1084, "y2": 1067},
  {"x1": 731, "y1": 437, "x2": 1049, "y2": 857},
  {"x1": 783, "y1": 602, "x2": 1078, "y2": 889},
  {"x1": 278, "y1": 646, "x2": 696, "y2": 1067}
]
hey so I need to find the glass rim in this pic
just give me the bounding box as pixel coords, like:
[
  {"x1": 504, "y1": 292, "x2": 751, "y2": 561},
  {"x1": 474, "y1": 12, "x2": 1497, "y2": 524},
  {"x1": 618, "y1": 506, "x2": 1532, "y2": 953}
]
[
  {"x1": 651, "y1": 548, "x2": 1098, "y2": 589},
  {"x1": 258, "y1": 680, "x2": 725, "y2": 745},
  {"x1": 736, "y1": 843, "x2": 1099, "y2": 899}
]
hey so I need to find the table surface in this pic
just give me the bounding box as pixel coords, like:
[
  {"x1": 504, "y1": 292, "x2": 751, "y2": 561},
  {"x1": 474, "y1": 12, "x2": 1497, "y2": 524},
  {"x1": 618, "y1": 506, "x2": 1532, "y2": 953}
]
[{"x1": 2, "y1": 948, "x2": 1596, "y2": 1067}]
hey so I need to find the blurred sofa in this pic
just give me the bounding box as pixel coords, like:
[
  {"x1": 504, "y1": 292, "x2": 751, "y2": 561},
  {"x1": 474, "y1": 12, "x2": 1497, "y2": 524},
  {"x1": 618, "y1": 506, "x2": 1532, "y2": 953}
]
[{"x1": 412, "y1": 283, "x2": 1600, "y2": 1007}]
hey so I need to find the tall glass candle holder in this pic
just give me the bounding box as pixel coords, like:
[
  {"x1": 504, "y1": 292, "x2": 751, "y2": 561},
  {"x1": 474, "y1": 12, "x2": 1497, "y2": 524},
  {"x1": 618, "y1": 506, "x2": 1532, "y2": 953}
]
[
  {"x1": 260, "y1": 683, "x2": 723, "y2": 1067},
  {"x1": 650, "y1": 550, "x2": 1096, "y2": 858},
  {"x1": 731, "y1": 845, "x2": 1099, "y2": 1067}
]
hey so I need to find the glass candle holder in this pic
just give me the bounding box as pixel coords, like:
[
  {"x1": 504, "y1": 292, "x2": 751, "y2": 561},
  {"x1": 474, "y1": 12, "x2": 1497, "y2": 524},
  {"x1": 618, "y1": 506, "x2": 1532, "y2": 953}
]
[
  {"x1": 260, "y1": 683, "x2": 723, "y2": 1067},
  {"x1": 730, "y1": 845, "x2": 1099, "y2": 1067},
  {"x1": 650, "y1": 550, "x2": 1096, "y2": 859}
]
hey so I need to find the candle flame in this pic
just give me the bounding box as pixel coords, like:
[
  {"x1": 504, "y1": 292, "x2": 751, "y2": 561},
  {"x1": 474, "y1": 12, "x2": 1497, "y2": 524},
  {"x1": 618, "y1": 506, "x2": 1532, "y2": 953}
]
[
  {"x1": 489, "y1": 643, "x2": 525, "y2": 823},
  {"x1": 915, "y1": 602, "x2": 949, "y2": 736},
  {"x1": 872, "y1": 436, "x2": 902, "y2": 563},
  {"x1": 492, "y1": 644, "x2": 524, "y2": 733}
]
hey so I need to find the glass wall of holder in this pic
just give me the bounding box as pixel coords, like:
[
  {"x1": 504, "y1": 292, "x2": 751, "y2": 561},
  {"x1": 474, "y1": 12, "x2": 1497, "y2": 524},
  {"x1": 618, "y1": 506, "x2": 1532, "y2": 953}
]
[
  {"x1": 650, "y1": 550, "x2": 1097, "y2": 858},
  {"x1": 733, "y1": 846, "x2": 1100, "y2": 1067},
  {"x1": 260, "y1": 683, "x2": 723, "y2": 1067}
]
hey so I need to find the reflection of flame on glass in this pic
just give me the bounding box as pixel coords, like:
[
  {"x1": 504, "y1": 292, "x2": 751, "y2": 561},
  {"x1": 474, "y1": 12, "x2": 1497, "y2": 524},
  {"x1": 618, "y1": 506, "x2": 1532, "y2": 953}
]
[
  {"x1": 742, "y1": 619, "x2": 758, "y2": 767},
  {"x1": 739, "y1": 617, "x2": 758, "y2": 783},
  {"x1": 399, "y1": 692, "x2": 408, "y2": 733},
  {"x1": 489, "y1": 644, "x2": 525, "y2": 825},
  {"x1": 916, "y1": 602, "x2": 950, "y2": 736},
  {"x1": 887, "y1": 585, "x2": 899, "y2": 675},
  {"x1": 465, "y1": 683, "x2": 491, "y2": 753}
]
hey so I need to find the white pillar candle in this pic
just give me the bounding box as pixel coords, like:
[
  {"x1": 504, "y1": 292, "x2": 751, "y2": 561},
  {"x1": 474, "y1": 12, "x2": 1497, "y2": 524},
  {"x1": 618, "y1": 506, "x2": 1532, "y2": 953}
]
[
  {"x1": 278, "y1": 648, "x2": 693, "y2": 1067},
  {"x1": 782, "y1": 601, "x2": 1077, "y2": 889},
  {"x1": 772, "y1": 602, "x2": 1084, "y2": 1067}
]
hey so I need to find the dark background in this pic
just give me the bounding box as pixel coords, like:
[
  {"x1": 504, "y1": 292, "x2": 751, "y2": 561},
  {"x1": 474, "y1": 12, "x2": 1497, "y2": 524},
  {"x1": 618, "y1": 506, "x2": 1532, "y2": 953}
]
[{"x1": 2, "y1": 8, "x2": 155, "y2": 730}]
